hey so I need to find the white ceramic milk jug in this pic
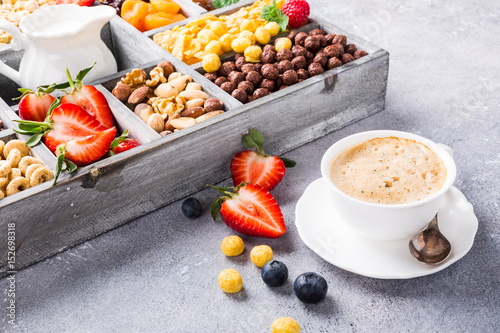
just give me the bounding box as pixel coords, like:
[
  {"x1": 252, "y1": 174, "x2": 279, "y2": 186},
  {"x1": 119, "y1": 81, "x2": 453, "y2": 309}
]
[{"x1": 0, "y1": 4, "x2": 117, "y2": 90}]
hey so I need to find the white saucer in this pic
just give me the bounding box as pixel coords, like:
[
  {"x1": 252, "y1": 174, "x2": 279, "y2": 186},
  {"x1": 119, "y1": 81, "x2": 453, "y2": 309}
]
[{"x1": 295, "y1": 178, "x2": 478, "y2": 279}]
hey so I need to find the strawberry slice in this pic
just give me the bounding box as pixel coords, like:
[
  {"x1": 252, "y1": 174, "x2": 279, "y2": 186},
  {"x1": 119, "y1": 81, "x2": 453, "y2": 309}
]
[
  {"x1": 210, "y1": 183, "x2": 286, "y2": 238},
  {"x1": 17, "y1": 88, "x2": 56, "y2": 122},
  {"x1": 59, "y1": 127, "x2": 117, "y2": 166},
  {"x1": 230, "y1": 129, "x2": 296, "y2": 191},
  {"x1": 60, "y1": 65, "x2": 114, "y2": 128},
  {"x1": 56, "y1": 0, "x2": 95, "y2": 6}
]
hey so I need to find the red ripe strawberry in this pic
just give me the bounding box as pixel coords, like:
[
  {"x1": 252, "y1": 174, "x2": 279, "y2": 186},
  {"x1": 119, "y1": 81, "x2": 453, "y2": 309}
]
[
  {"x1": 282, "y1": 0, "x2": 310, "y2": 29},
  {"x1": 210, "y1": 183, "x2": 286, "y2": 238},
  {"x1": 109, "y1": 130, "x2": 140, "y2": 155},
  {"x1": 58, "y1": 127, "x2": 117, "y2": 166},
  {"x1": 230, "y1": 129, "x2": 295, "y2": 191},
  {"x1": 60, "y1": 66, "x2": 114, "y2": 128},
  {"x1": 17, "y1": 88, "x2": 56, "y2": 122},
  {"x1": 56, "y1": 0, "x2": 95, "y2": 6}
]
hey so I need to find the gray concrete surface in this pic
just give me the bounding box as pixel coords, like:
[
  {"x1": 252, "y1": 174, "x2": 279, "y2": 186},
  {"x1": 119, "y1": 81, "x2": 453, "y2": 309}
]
[{"x1": 2, "y1": 0, "x2": 499, "y2": 332}]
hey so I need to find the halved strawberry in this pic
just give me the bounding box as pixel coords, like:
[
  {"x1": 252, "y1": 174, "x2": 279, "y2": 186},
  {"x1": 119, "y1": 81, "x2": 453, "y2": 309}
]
[
  {"x1": 60, "y1": 65, "x2": 114, "y2": 128},
  {"x1": 17, "y1": 88, "x2": 56, "y2": 122},
  {"x1": 230, "y1": 129, "x2": 296, "y2": 191},
  {"x1": 109, "y1": 130, "x2": 140, "y2": 156},
  {"x1": 56, "y1": 0, "x2": 95, "y2": 6},
  {"x1": 210, "y1": 183, "x2": 286, "y2": 238},
  {"x1": 58, "y1": 127, "x2": 117, "y2": 166}
]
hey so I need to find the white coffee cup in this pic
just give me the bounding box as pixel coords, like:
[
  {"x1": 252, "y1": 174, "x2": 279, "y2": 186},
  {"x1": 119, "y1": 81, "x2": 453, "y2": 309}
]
[{"x1": 320, "y1": 130, "x2": 457, "y2": 241}]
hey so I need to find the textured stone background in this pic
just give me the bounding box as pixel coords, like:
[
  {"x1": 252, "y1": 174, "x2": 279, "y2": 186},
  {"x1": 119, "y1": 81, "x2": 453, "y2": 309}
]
[{"x1": 2, "y1": 0, "x2": 499, "y2": 332}]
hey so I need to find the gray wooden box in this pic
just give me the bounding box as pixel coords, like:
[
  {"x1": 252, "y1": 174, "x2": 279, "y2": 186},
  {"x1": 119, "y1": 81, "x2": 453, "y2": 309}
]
[{"x1": 0, "y1": 4, "x2": 388, "y2": 277}]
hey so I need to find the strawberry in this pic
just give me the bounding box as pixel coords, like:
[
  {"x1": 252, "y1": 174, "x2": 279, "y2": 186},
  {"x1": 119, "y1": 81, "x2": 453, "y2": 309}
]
[
  {"x1": 210, "y1": 183, "x2": 286, "y2": 238},
  {"x1": 56, "y1": 0, "x2": 95, "y2": 6},
  {"x1": 230, "y1": 129, "x2": 296, "y2": 191},
  {"x1": 59, "y1": 65, "x2": 114, "y2": 128},
  {"x1": 16, "y1": 88, "x2": 56, "y2": 122},
  {"x1": 282, "y1": 0, "x2": 310, "y2": 29},
  {"x1": 109, "y1": 130, "x2": 140, "y2": 155}
]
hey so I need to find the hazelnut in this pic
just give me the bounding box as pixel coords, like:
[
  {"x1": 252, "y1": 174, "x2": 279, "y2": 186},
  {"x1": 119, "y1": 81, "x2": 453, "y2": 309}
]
[
  {"x1": 294, "y1": 32, "x2": 308, "y2": 46},
  {"x1": 259, "y1": 79, "x2": 276, "y2": 92},
  {"x1": 164, "y1": 113, "x2": 180, "y2": 131},
  {"x1": 297, "y1": 68, "x2": 309, "y2": 80},
  {"x1": 313, "y1": 53, "x2": 328, "y2": 67},
  {"x1": 292, "y1": 45, "x2": 307, "y2": 58},
  {"x1": 261, "y1": 64, "x2": 279, "y2": 80},
  {"x1": 263, "y1": 44, "x2": 276, "y2": 53},
  {"x1": 181, "y1": 107, "x2": 205, "y2": 118},
  {"x1": 304, "y1": 36, "x2": 321, "y2": 52},
  {"x1": 235, "y1": 57, "x2": 246, "y2": 71},
  {"x1": 203, "y1": 97, "x2": 224, "y2": 112},
  {"x1": 325, "y1": 33, "x2": 337, "y2": 44},
  {"x1": 128, "y1": 86, "x2": 149, "y2": 104},
  {"x1": 241, "y1": 63, "x2": 256, "y2": 74},
  {"x1": 220, "y1": 62, "x2": 237, "y2": 77},
  {"x1": 228, "y1": 71, "x2": 246, "y2": 85},
  {"x1": 204, "y1": 73, "x2": 218, "y2": 82},
  {"x1": 253, "y1": 88, "x2": 269, "y2": 100},
  {"x1": 291, "y1": 56, "x2": 307, "y2": 70},
  {"x1": 112, "y1": 82, "x2": 131, "y2": 102},
  {"x1": 354, "y1": 50, "x2": 368, "y2": 59},
  {"x1": 260, "y1": 51, "x2": 276, "y2": 64},
  {"x1": 327, "y1": 57, "x2": 343, "y2": 69},
  {"x1": 287, "y1": 30, "x2": 298, "y2": 41},
  {"x1": 282, "y1": 70, "x2": 298, "y2": 85},
  {"x1": 245, "y1": 70, "x2": 263, "y2": 86},
  {"x1": 308, "y1": 62, "x2": 324, "y2": 77},
  {"x1": 309, "y1": 28, "x2": 327, "y2": 36},
  {"x1": 238, "y1": 81, "x2": 254, "y2": 95},
  {"x1": 220, "y1": 81, "x2": 237, "y2": 94},
  {"x1": 215, "y1": 76, "x2": 229, "y2": 87},
  {"x1": 345, "y1": 44, "x2": 357, "y2": 55},
  {"x1": 276, "y1": 49, "x2": 294, "y2": 62},
  {"x1": 231, "y1": 88, "x2": 248, "y2": 103},
  {"x1": 277, "y1": 60, "x2": 293, "y2": 74},
  {"x1": 156, "y1": 60, "x2": 175, "y2": 77},
  {"x1": 332, "y1": 35, "x2": 347, "y2": 47},
  {"x1": 342, "y1": 53, "x2": 355, "y2": 64}
]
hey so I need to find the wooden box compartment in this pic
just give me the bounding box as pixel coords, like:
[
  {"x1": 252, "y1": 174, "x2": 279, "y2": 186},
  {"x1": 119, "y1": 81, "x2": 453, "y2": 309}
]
[{"x1": 0, "y1": 2, "x2": 389, "y2": 277}]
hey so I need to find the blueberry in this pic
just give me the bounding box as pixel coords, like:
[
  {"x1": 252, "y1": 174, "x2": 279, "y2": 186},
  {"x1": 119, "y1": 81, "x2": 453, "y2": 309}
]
[
  {"x1": 261, "y1": 260, "x2": 288, "y2": 287},
  {"x1": 294, "y1": 272, "x2": 328, "y2": 304},
  {"x1": 181, "y1": 198, "x2": 202, "y2": 219}
]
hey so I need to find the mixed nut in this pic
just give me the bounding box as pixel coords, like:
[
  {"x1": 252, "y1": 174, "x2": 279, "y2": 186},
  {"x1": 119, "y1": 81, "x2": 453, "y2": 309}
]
[{"x1": 112, "y1": 60, "x2": 225, "y2": 135}]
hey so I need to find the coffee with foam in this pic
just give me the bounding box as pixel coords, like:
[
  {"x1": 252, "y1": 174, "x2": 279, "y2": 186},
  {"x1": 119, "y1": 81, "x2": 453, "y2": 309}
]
[{"x1": 330, "y1": 137, "x2": 447, "y2": 205}]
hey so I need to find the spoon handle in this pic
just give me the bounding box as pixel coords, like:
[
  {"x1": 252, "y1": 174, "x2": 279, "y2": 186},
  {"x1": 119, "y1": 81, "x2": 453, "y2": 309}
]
[{"x1": 428, "y1": 214, "x2": 439, "y2": 229}]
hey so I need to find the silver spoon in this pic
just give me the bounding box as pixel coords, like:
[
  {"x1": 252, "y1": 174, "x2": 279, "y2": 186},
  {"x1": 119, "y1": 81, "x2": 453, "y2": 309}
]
[{"x1": 409, "y1": 214, "x2": 451, "y2": 264}]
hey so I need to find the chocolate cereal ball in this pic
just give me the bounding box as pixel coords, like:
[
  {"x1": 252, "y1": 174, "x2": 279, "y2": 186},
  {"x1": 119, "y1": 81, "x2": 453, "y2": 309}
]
[
  {"x1": 313, "y1": 53, "x2": 328, "y2": 67},
  {"x1": 305, "y1": 50, "x2": 314, "y2": 60},
  {"x1": 241, "y1": 63, "x2": 255, "y2": 75},
  {"x1": 282, "y1": 70, "x2": 298, "y2": 85},
  {"x1": 332, "y1": 34, "x2": 347, "y2": 47},
  {"x1": 276, "y1": 49, "x2": 294, "y2": 62},
  {"x1": 234, "y1": 52, "x2": 244, "y2": 59},
  {"x1": 325, "y1": 33, "x2": 336, "y2": 45},
  {"x1": 228, "y1": 71, "x2": 245, "y2": 85},
  {"x1": 342, "y1": 53, "x2": 355, "y2": 64},
  {"x1": 294, "y1": 32, "x2": 308, "y2": 46},
  {"x1": 238, "y1": 81, "x2": 254, "y2": 95},
  {"x1": 317, "y1": 35, "x2": 327, "y2": 47},
  {"x1": 263, "y1": 44, "x2": 276, "y2": 53},
  {"x1": 354, "y1": 50, "x2": 368, "y2": 59},
  {"x1": 291, "y1": 56, "x2": 307, "y2": 70},
  {"x1": 204, "y1": 72, "x2": 217, "y2": 82},
  {"x1": 220, "y1": 81, "x2": 236, "y2": 94},
  {"x1": 215, "y1": 76, "x2": 228, "y2": 87},
  {"x1": 308, "y1": 62, "x2": 324, "y2": 76},
  {"x1": 277, "y1": 60, "x2": 293, "y2": 74},
  {"x1": 246, "y1": 70, "x2": 263, "y2": 86},
  {"x1": 253, "y1": 88, "x2": 269, "y2": 100},
  {"x1": 261, "y1": 64, "x2": 279, "y2": 80},
  {"x1": 260, "y1": 79, "x2": 276, "y2": 92},
  {"x1": 323, "y1": 44, "x2": 341, "y2": 58},
  {"x1": 231, "y1": 88, "x2": 247, "y2": 103},
  {"x1": 304, "y1": 36, "x2": 321, "y2": 52},
  {"x1": 297, "y1": 68, "x2": 309, "y2": 80},
  {"x1": 344, "y1": 44, "x2": 357, "y2": 55},
  {"x1": 254, "y1": 63, "x2": 263, "y2": 74},
  {"x1": 220, "y1": 62, "x2": 236, "y2": 77},
  {"x1": 276, "y1": 75, "x2": 284, "y2": 88},
  {"x1": 261, "y1": 50, "x2": 276, "y2": 64},
  {"x1": 235, "y1": 57, "x2": 246, "y2": 71},
  {"x1": 309, "y1": 28, "x2": 327, "y2": 36},
  {"x1": 287, "y1": 30, "x2": 298, "y2": 41},
  {"x1": 327, "y1": 57, "x2": 343, "y2": 69},
  {"x1": 292, "y1": 45, "x2": 307, "y2": 58}
]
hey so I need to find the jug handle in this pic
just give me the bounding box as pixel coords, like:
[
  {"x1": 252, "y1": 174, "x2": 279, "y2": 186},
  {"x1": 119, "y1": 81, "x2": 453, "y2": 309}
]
[{"x1": 0, "y1": 20, "x2": 28, "y2": 86}]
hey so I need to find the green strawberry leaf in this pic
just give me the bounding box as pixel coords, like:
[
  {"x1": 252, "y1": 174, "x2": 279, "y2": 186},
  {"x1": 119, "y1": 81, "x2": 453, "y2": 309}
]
[
  {"x1": 261, "y1": 0, "x2": 289, "y2": 32},
  {"x1": 65, "y1": 159, "x2": 78, "y2": 173},
  {"x1": 248, "y1": 128, "x2": 264, "y2": 150},
  {"x1": 211, "y1": 197, "x2": 224, "y2": 221},
  {"x1": 53, "y1": 150, "x2": 66, "y2": 186},
  {"x1": 76, "y1": 63, "x2": 96, "y2": 82},
  {"x1": 212, "y1": 0, "x2": 239, "y2": 9},
  {"x1": 25, "y1": 133, "x2": 44, "y2": 147},
  {"x1": 110, "y1": 129, "x2": 130, "y2": 150},
  {"x1": 280, "y1": 157, "x2": 296, "y2": 168}
]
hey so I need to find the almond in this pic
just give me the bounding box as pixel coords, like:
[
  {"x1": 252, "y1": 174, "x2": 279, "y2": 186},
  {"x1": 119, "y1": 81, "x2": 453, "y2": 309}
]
[
  {"x1": 178, "y1": 90, "x2": 210, "y2": 101},
  {"x1": 185, "y1": 98, "x2": 205, "y2": 108},
  {"x1": 181, "y1": 107, "x2": 205, "y2": 118},
  {"x1": 147, "y1": 113, "x2": 165, "y2": 133},
  {"x1": 195, "y1": 110, "x2": 224, "y2": 123},
  {"x1": 170, "y1": 117, "x2": 196, "y2": 130},
  {"x1": 128, "y1": 86, "x2": 149, "y2": 104}
]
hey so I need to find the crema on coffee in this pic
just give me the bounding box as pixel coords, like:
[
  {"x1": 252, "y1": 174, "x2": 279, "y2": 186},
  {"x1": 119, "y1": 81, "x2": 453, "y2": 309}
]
[{"x1": 330, "y1": 137, "x2": 447, "y2": 205}]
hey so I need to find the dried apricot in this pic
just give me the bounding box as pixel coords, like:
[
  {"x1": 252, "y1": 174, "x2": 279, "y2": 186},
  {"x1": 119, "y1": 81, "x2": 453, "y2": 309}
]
[
  {"x1": 150, "y1": 0, "x2": 180, "y2": 14},
  {"x1": 144, "y1": 12, "x2": 176, "y2": 31},
  {"x1": 121, "y1": 0, "x2": 150, "y2": 32}
]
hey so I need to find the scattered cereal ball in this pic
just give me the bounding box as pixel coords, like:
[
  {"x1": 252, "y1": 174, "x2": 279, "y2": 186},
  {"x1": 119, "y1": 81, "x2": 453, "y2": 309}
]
[
  {"x1": 250, "y1": 245, "x2": 273, "y2": 267},
  {"x1": 238, "y1": 30, "x2": 256, "y2": 45},
  {"x1": 202, "y1": 53, "x2": 221, "y2": 73},
  {"x1": 264, "y1": 22, "x2": 281, "y2": 37},
  {"x1": 218, "y1": 268, "x2": 243, "y2": 293},
  {"x1": 231, "y1": 37, "x2": 252, "y2": 53},
  {"x1": 197, "y1": 29, "x2": 218, "y2": 45},
  {"x1": 271, "y1": 317, "x2": 301, "y2": 333},
  {"x1": 205, "y1": 40, "x2": 222, "y2": 54},
  {"x1": 275, "y1": 37, "x2": 292, "y2": 52},
  {"x1": 221, "y1": 235, "x2": 245, "y2": 256},
  {"x1": 220, "y1": 33, "x2": 236, "y2": 53},
  {"x1": 240, "y1": 19, "x2": 259, "y2": 33},
  {"x1": 244, "y1": 45, "x2": 263, "y2": 63},
  {"x1": 210, "y1": 21, "x2": 228, "y2": 36},
  {"x1": 254, "y1": 26, "x2": 271, "y2": 45}
]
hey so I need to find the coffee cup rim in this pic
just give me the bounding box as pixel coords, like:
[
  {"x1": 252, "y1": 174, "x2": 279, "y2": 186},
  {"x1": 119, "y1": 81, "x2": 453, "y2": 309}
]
[{"x1": 321, "y1": 130, "x2": 457, "y2": 209}]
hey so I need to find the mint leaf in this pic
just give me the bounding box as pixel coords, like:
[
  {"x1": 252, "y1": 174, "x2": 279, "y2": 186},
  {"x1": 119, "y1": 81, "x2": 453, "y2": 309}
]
[
  {"x1": 212, "y1": 0, "x2": 240, "y2": 9},
  {"x1": 261, "y1": 0, "x2": 289, "y2": 32}
]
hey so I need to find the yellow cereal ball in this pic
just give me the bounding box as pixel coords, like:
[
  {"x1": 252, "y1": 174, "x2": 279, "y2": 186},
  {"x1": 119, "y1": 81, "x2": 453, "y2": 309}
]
[
  {"x1": 244, "y1": 45, "x2": 263, "y2": 63},
  {"x1": 238, "y1": 30, "x2": 256, "y2": 45},
  {"x1": 275, "y1": 37, "x2": 292, "y2": 52},
  {"x1": 205, "y1": 40, "x2": 222, "y2": 54},
  {"x1": 221, "y1": 235, "x2": 245, "y2": 256},
  {"x1": 264, "y1": 22, "x2": 280, "y2": 37},
  {"x1": 250, "y1": 245, "x2": 273, "y2": 267},
  {"x1": 210, "y1": 21, "x2": 228, "y2": 36},
  {"x1": 254, "y1": 26, "x2": 271, "y2": 45},
  {"x1": 202, "y1": 53, "x2": 221, "y2": 73},
  {"x1": 218, "y1": 268, "x2": 243, "y2": 293},
  {"x1": 271, "y1": 317, "x2": 301, "y2": 333},
  {"x1": 231, "y1": 37, "x2": 252, "y2": 53},
  {"x1": 276, "y1": 0, "x2": 285, "y2": 9},
  {"x1": 219, "y1": 33, "x2": 236, "y2": 53},
  {"x1": 197, "y1": 29, "x2": 218, "y2": 45},
  {"x1": 240, "y1": 19, "x2": 259, "y2": 33}
]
